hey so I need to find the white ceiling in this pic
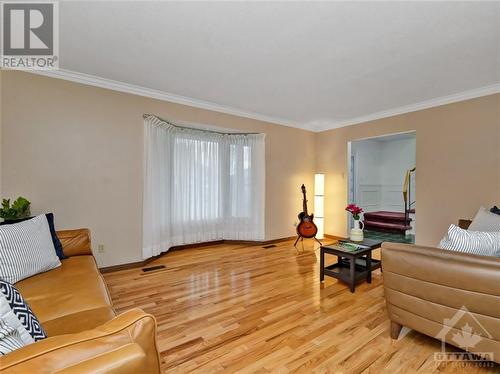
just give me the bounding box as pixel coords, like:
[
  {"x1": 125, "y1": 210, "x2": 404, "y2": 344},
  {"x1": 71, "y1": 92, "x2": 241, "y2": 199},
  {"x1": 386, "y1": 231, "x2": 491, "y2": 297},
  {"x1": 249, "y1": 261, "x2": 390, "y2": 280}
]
[{"x1": 53, "y1": 1, "x2": 500, "y2": 131}]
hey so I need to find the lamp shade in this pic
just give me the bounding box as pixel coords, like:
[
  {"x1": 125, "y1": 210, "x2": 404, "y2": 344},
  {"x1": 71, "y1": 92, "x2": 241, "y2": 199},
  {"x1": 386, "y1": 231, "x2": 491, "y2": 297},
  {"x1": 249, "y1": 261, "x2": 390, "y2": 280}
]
[
  {"x1": 315, "y1": 217, "x2": 324, "y2": 240},
  {"x1": 314, "y1": 173, "x2": 325, "y2": 239},
  {"x1": 314, "y1": 196, "x2": 324, "y2": 217},
  {"x1": 314, "y1": 174, "x2": 325, "y2": 196}
]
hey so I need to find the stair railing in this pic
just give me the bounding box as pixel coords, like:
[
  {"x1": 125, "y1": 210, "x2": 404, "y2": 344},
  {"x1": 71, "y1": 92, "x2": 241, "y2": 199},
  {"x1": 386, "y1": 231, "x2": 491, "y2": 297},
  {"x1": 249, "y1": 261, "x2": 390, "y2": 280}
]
[{"x1": 403, "y1": 167, "x2": 416, "y2": 222}]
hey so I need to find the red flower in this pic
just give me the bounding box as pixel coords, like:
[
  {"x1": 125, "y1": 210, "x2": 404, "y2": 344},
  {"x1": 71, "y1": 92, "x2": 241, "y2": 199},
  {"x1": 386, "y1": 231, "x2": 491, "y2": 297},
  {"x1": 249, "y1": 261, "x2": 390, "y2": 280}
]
[{"x1": 345, "y1": 204, "x2": 364, "y2": 219}]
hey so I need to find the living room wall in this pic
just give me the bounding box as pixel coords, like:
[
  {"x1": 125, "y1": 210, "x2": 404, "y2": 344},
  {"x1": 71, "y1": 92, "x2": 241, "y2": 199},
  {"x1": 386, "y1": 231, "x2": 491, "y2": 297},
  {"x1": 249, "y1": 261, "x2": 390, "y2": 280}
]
[
  {"x1": 0, "y1": 71, "x2": 2, "y2": 198},
  {"x1": 1, "y1": 71, "x2": 498, "y2": 267},
  {"x1": 1, "y1": 71, "x2": 315, "y2": 267},
  {"x1": 317, "y1": 93, "x2": 500, "y2": 246}
]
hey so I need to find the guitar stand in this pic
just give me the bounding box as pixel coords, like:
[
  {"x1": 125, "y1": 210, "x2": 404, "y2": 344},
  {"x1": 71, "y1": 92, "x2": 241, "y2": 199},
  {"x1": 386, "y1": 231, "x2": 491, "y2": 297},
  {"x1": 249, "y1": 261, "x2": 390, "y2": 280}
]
[{"x1": 294, "y1": 235, "x2": 323, "y2": 247}]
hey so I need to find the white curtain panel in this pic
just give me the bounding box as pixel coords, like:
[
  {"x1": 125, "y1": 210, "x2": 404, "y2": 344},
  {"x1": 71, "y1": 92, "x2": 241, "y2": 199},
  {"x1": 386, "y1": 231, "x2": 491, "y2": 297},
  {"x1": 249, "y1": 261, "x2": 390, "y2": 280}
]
[{"x1": 143, "y1": 116, "x2": 265, "y2": 259}]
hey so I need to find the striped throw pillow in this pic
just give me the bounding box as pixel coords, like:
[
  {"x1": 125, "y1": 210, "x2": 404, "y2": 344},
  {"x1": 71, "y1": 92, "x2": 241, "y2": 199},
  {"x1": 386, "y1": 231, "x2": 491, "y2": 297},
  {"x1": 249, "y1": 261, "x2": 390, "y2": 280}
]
[
  {"x1": 439, "y1": 224, "x2": 500, "y2": 257},
  {"x1": 0, "y1": 319, "x2": 26, "y2": 355},
  {"x1": 0, "y1": 215, "x2": 61, "y2": 284}
]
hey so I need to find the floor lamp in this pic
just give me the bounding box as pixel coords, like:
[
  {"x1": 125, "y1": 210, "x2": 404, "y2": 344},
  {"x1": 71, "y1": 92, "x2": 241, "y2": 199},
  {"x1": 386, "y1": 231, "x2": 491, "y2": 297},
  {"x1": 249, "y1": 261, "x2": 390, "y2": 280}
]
[{"x1": 315, "y1": 174, "x2": 325, "y2": 240}]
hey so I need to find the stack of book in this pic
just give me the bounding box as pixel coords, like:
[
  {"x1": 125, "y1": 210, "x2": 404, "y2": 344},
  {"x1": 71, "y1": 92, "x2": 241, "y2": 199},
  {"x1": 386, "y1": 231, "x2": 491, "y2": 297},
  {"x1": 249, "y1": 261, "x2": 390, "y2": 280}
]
[{"x1": 327, "y1": 240, "x2": 370, "y2": 252}]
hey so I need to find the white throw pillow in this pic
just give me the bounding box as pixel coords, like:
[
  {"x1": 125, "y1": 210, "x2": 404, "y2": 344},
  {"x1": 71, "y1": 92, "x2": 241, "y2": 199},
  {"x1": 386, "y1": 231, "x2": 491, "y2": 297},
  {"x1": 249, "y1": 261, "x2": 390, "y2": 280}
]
[
  {"x1": 0, "y1": 215, "x2": 61, "y2": 284},
  {"x1": 468, "y1": 206, "x2": 500, "y2": 232},
  {"x1": 439, "y1": 224, "x2": 500, "y2": 257},
  {"x1": 0, "y1": 293, "x2": 34, "y2": 355}
]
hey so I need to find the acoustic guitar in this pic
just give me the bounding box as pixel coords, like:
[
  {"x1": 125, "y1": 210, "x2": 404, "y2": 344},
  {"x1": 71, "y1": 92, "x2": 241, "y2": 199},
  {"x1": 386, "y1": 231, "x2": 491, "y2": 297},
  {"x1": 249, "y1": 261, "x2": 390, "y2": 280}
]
[{"x1": 296, "y1": 184, "x2": 318, "y2": 238}]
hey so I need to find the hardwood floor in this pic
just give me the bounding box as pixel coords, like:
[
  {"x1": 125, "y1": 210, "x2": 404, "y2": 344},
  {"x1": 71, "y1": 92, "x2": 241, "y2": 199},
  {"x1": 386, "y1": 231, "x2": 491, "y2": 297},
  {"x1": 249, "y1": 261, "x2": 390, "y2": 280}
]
[{"x1": 103, "y1": 240, "x2": 498, "y2": 373}]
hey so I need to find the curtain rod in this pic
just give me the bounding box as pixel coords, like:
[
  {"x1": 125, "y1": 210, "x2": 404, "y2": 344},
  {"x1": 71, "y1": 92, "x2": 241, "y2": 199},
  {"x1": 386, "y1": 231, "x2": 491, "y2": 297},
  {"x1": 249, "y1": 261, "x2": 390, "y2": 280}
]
[{"x1": 143, "y1": 114, "x2": 261, "y2": 136}]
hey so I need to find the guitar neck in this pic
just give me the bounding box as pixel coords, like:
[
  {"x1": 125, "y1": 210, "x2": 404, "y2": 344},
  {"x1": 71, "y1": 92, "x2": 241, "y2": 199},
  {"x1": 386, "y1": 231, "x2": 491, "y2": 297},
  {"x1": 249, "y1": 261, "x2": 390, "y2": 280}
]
[{"x1": 303, "y1": 193, "x2": 308, "y2": 215}]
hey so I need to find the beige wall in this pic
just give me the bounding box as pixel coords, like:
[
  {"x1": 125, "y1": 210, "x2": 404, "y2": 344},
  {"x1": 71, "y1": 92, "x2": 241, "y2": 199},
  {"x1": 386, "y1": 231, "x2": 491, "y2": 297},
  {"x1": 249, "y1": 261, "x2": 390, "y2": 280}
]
[
  {"x1": 1, "y1": 71, "x2": 315, "y2": 267},
  {"x1": 0, "y1": 70, "x2": 2, "y2": 198},
  {"x1": 317, "y1": 94, "x2": 500, "y2": 246},
  {"x1": 1, "y1": 71, "x2": 498, "y2": 267}
]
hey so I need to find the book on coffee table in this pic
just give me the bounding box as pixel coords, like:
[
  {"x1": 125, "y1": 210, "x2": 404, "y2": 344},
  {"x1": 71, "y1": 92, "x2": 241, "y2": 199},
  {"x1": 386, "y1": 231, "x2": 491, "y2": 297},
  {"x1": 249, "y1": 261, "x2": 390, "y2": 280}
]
[{"x1": 326, "y1": 240, "x2": 371, "y2": 252}]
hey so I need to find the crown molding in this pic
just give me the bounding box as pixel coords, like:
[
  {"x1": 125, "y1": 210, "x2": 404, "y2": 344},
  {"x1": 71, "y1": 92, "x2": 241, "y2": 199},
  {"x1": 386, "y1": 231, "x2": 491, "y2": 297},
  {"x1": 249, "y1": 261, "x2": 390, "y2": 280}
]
[
  {"x1": 310, "y1": 83, "x2": 500, "y2": 132},
  {"x1": 30, "y1": 69, "x2": 499, "y2": 133},
  {"x1": 29, "y1": 69, "x2": 303, "y2": 130}
]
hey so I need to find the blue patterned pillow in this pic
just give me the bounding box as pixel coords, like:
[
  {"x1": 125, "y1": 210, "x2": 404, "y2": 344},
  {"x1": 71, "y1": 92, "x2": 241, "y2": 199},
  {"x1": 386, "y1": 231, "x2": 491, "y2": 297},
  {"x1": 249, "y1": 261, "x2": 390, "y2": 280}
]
[{"x1": 0, "y1": 280, "x2": 47, "y2": 342}]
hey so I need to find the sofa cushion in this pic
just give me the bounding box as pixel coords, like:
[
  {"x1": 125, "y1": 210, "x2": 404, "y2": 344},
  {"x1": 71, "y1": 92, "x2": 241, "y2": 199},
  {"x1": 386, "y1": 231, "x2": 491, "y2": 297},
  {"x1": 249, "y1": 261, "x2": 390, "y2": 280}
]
[
  {"x1": 57, "y1": 229, "x2": 92, "y2": 257},
  {"x1": 41, "y1": 307, "x2": 116, "y2": 336},
  {"x1": 15, "y1": 256, "x2": 115, "y2": 336}
]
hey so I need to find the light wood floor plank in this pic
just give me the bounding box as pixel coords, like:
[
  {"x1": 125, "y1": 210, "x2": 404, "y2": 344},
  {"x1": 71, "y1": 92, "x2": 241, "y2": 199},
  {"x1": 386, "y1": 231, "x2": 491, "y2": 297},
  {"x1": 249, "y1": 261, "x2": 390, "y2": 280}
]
[{"x1": 103, "y1": 240, "x2": 499, "y2": 373}]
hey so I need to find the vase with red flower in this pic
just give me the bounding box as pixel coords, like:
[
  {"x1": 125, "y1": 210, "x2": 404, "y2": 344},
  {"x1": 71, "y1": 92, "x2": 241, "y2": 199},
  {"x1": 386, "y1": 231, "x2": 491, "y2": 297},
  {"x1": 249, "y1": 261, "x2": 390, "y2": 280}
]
[{"x1": 345, "y1": 204, "x2": 364, "y2": 242}]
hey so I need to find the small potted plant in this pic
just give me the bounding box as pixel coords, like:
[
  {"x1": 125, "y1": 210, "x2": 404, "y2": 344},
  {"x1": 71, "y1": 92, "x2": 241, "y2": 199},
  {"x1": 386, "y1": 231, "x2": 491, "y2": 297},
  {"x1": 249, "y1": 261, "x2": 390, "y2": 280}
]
[
  {"x1": 345, "y1": 203, "x2": 364, "y2": 241},
  {"x1": 0, "y1": 197, "x2": 31, "y2": 222}
]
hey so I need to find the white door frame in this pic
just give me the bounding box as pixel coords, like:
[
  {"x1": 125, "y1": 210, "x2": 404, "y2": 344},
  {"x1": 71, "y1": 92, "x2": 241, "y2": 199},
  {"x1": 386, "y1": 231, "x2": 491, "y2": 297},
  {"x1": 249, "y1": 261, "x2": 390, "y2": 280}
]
[{"x1": 346, "y1": 130, "x2": 417, "y2": 234}]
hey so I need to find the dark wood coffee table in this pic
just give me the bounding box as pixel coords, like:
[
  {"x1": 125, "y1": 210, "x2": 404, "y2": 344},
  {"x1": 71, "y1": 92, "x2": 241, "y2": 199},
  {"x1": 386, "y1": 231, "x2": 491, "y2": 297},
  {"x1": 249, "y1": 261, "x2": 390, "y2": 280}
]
[{"x1": 320, "y1": 238, "x2": 383, "y2": 293}]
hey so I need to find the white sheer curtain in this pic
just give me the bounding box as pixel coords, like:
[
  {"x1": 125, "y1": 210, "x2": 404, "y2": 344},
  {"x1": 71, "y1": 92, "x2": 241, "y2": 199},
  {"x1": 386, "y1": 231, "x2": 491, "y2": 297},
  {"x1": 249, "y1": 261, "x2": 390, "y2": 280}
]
[{"x1": 143, "y1": 115, "x2": 265, "y2": 259}]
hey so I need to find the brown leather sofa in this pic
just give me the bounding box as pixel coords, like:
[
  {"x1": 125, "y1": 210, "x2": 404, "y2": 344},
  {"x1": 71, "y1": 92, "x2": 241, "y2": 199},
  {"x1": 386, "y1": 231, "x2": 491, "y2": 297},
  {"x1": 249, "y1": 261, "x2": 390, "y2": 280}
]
[
  {"x1": 0, "y1": 229, "x2": 161, "y2": 373},
  {"x1": 382, "y1": 242, "x2": 500, "y2": 364}
]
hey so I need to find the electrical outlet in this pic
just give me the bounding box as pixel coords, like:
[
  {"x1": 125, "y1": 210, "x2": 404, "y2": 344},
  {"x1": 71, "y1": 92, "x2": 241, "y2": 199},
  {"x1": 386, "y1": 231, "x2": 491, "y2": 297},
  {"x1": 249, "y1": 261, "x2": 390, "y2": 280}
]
[{"x1": 97, "y1": 244, "x2": 105, "y2": 253}]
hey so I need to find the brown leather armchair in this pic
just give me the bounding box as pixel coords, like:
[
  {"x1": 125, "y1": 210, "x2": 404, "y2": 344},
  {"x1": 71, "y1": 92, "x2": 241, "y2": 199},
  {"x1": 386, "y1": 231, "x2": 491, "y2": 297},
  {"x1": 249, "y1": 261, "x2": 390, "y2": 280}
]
[
  {"x1": 382, "y1": 242, "x2": 500, "y2": 364},
  {"x1": 0, "y1": 229, "x2": 161, "y2": 373}
]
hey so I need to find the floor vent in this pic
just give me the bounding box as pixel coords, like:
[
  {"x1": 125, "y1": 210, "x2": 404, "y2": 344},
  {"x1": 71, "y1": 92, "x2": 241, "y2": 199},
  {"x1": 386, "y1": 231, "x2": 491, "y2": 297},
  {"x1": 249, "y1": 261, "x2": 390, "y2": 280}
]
[
  {"x1": 262, "y1": 244, "x2": 277, "y2": 249},
  {"x1": 142, "y1": 265, "x2": 166, "y2": 272}
]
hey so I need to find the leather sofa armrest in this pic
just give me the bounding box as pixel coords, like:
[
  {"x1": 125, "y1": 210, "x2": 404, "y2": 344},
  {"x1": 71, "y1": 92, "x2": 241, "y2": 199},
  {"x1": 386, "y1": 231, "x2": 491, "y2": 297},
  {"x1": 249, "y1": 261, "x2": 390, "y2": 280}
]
[
  {"x1": 57, "y1": 228, "x2": 93, "y2": 257},
  {"x1": 381, "y1": 242, "x2": 500, "y2": 296},
  {"x1": 381, "y1": 242, "x2": 500, "y2": 364},
  {"x1": 381, "y1": 242, "x2": 500, "y2": 319},
  {"x1": 0, "y1": 309, "x2": 161, "y2": 373}
]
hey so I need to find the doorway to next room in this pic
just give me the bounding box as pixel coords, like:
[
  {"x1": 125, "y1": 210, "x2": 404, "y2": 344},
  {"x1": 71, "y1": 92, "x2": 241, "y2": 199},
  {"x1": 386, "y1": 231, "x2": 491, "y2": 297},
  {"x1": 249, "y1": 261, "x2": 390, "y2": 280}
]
[{"x1": 348, "y1": 132, "x2": 416, "y2": 244}]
